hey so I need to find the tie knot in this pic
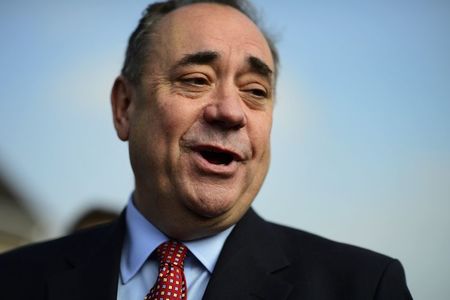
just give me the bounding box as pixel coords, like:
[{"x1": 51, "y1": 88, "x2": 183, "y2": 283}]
[{"x1": 157, "y1": 240, "x2": 188, "y2": 268}]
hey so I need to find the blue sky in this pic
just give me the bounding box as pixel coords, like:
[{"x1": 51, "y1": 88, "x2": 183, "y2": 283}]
[{"x1": 1, "y1": 1, "x2": 449, "y2": 298}]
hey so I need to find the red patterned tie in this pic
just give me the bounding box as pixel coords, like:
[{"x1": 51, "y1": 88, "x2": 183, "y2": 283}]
[{"x1": 145, "y1": 240, "x2": 188, "y2": 300}]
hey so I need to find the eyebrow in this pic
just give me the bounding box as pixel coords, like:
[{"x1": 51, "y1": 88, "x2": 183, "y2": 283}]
[
  {"x1": 172, "y1": 51, "x2": 273, "y2": 83},
  {"x1": 176, "y1": 51, "x2": 220, "y2": 67},
  {"x1": 247, "y1": 56, "x2": 273, "y2": 80}
]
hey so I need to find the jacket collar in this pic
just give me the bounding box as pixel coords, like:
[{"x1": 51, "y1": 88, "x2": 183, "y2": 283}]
[
  {"x1": 46, "y1": 212, "x2": 126, "y2": 300},
  {"x1": 203, "y1": 208, "x2": 293, "y2": 300},
  {"x1": 45, "y1": 208, "x2": 294, "y2": 300}
]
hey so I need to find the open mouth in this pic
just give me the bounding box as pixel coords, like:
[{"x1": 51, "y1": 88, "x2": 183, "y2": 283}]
[
  {"x1": 200, "y1": 150, "x2": 233, "y2": 165},
  {"x1": 194, "y1": 146, "x2": 238, "y2": 166}
]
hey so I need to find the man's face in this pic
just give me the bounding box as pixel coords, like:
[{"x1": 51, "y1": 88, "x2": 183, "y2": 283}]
[{"x1": 114, "y1": 3, "x2": 275, "y2": 239}]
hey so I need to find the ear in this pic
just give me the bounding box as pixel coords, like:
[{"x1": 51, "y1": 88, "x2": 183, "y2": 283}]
[{"x1": 111, "y1": 76, "x2": 134, "y2": 141}]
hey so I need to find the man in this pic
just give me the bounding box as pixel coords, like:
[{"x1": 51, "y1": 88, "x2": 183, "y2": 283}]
[{"x1": 0, "y1": 0, "x2": 412, "y2": 299}]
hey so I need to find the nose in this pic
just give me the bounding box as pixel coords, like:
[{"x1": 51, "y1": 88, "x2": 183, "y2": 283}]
[{"x1": 203, "y1": 90, "x2": 247, "y2": 130}]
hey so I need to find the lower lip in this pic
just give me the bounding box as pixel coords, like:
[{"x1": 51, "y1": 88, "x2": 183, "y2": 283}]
[{"x1": 190, "y1": 151, "x2": 239, "y2": 177}]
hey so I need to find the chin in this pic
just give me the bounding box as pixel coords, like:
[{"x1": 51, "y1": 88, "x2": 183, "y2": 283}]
[{"x1": 183, "y1": 189, "x2": 245, "y2": 220}]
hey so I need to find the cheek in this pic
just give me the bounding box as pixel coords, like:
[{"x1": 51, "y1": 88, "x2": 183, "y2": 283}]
[
  {"x1": 158, "y1": 101, "x2": 205, "y2": 191},
  {"x1": 153, "y1": 98, "x2": 205, "y2": 158},
  {"x1": 249, "y1": 112, "x2": 273, "y2": 157},
  {"x1": 149, "y1": 99, "x2": 189, "y2": 139}
]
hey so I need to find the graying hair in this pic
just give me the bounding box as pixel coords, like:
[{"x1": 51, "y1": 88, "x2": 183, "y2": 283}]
[{"x1": 121, "y1": 0, "x2": 279, "y2": 85}]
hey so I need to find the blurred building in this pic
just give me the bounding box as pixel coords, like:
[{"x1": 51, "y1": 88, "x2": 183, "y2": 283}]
[
  {"x1": 0, "y1": 170, "x2": 41, "y2": 253},
  {"x1": 68, "y1": 208, "x2": 119, "y2": 233}
]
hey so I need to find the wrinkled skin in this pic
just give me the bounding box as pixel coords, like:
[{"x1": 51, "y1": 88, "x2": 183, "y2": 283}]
[{"x1": 111, "y1": 3, "x2": 275, "y2": 240}]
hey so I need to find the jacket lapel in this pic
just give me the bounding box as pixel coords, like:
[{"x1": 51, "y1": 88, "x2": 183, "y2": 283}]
[
  {"x1": 46, "y1": 213, "x2": 126, "y2": 300},
  {"x1": 44, "y1": 208, "x2": 295, "y2": 300},
  {"x1": 203, "y1": 209, "x2": 293, "y2": 300}
]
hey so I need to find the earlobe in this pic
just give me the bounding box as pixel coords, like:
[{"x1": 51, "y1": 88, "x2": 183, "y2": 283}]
[{"x1": 111, "y1": 76, "x2": 133, "y2": 141}]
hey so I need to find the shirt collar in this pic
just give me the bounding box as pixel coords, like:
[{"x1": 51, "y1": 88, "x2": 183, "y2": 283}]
[
  {"x1": 120, "y1": 195, "x2": 233, "y2": 283},
  {"x1": 184, "y1": 224, "x2": 233, "y2": 274}
]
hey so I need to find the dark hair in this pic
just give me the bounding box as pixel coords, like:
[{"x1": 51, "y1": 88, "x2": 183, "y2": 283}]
[{"x1": 121, "y1": 0, "x2": 279, "y2": 85}]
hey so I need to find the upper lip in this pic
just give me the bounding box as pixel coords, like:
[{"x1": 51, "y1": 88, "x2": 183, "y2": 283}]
[{"x1": 190, "y1": 144, "x2": 244, "y2": 162}]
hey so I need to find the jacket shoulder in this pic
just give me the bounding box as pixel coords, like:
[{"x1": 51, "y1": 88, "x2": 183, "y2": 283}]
[
  {"x1": 269, "y1": 221, "x2": 393, "y2": 264},
  {"x1": 0, "y1": 222, "x2": 115, "y2": 277},
  {"x1": 268, "y1": 221, "x2": 397, "y2": 272},
  {"x1": 266, "y1": 221, "x2": 412, "y2": 298}
]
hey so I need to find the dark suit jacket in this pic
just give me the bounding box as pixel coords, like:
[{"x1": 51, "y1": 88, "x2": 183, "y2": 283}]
[{"x1": 0, "y1": 208, "x2": 412, "y2": 299}]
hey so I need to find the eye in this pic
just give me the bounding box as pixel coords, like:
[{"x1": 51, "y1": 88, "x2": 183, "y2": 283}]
[
  {"x1": 248, "y1": 88, "x2": 267, "y2": 98},
  {"x1": 242, "y1": 83, "x2": 269, "y2": 99},
  {"x1": 180, "y1": 75, "x2": 210, "y2": 86},
  {"x1": 172, "y1": 72, "x2": 212, "y2": 98}
]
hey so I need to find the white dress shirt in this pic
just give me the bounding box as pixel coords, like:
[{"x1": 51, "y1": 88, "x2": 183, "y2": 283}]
[{"x1": 117, "y1": 196, "x2": 233, "y2": 300}]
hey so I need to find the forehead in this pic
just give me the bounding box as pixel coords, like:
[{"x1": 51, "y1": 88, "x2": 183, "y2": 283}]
[{"x1": 151, "y1": 3, "x2": 274, "y2": 70}]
